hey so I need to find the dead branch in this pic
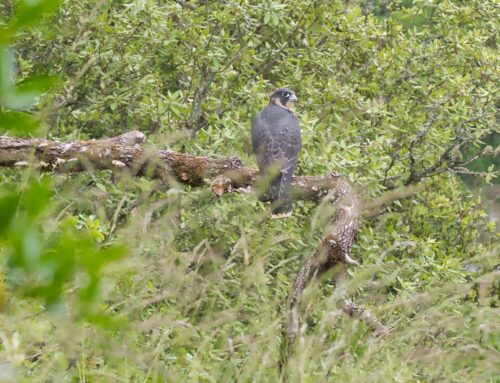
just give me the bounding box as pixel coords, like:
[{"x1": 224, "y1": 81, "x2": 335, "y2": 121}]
[
  {"x1": 0, "y1": 132, "x2": 359, "y2": 203},
  {"x1": 186, "y1": 66, "x2": 216, "y2": 133},
  {"x1": 0, "y1": 131, "x2": 379, "y2": 368},
  {"x1": 280, "y1": 177, "x2": 361, "y2": 368},
  {"x1": 342, "y1": 299, "x2": 388, "y2": 335}
]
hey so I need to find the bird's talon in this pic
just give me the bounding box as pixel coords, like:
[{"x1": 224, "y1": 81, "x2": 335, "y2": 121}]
[{"x1": 271, "y1": 212, "x2": 293, "y2": 219}]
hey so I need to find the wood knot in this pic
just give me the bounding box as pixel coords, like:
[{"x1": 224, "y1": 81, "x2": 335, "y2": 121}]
[
  {"x1": 210, "y1": 175, "x2": 233, "y2": 197},
  {"x1": 321, "y1": 235, "x2": 359, "y2": 266},
  {"x1": 112, "y1": 160, "x2": 126, "y2": 168},
  {"x1": 328, "y1": 171, "x2": 341, "y2": 178},
  {"x1": 227, "y1": 156, "x2": 243, "y2": 169}
]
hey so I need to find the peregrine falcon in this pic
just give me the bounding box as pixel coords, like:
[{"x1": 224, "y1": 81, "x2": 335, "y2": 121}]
[{"x1": 251, "y1": 88, "x2": 301, "y2": 218}]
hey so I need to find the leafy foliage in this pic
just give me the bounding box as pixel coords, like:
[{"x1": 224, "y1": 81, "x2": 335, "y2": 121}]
[{"x1": 0, "y1": 0, "x2": 498, "y2": 381}]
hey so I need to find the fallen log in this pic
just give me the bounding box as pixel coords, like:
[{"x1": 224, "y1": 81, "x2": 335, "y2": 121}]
[
  {"x1": 0, "y1": 131, "x2": 352, "y2": 202},
  {"x1": 0, "y1": 131, "x2": 384, "y2": 367}
]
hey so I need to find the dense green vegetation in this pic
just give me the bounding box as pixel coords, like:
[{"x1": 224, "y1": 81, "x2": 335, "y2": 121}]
[{"x1": 0, "y1": 0, "x2": 498, "y2": 381}]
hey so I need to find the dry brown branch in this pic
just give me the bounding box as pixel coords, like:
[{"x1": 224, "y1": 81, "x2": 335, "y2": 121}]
[
  {"x1": 279, "y1": 177, "x2": 362, "y2": 370},
  {"x1": 0, "y1": 132, "x2": 359, "y2": 203},
  {"x1": 342, "y1": 299, "x2": 389, "y2": 335},
  {"x1": 0, "y1": 131, "x2": 382, "y2": 368}
]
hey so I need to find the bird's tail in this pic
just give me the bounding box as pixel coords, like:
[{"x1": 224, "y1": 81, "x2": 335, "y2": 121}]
[{"x1": 269, "y1": 169, "x2": 294, "y2": 219}]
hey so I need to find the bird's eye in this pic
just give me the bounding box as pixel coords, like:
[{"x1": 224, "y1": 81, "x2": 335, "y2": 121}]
[{"x1": 282, "y1": 92, "x2": 289, "y2": 97}]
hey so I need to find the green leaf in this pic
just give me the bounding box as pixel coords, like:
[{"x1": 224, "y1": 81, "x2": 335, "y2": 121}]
[
  {"x1": 9, "y1": 0, "x2": 62, "y2": 30},
  {"x1": 264, "y1": 11, "x2": 271, "y2": 25},
  {"x1": 22, "y1": 177, "x2": 52, "y2": 218},
  {"x1": 0, "y1": 109, "x2": 40, "y2": 134},
  {"x1": 0, "y1": 46, "x2": 15, "y2": 95},
  {"x1": 0, "y1": 193, "x2": 19, "y2": 235}
]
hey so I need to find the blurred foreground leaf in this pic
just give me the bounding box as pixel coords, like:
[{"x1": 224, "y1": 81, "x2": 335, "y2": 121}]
[
  {"x1": 2, "y1": 176, "x2": 127, "y2": 316},
  {"x1": 8, "y1": 0, "x2": 62, "y2": 31}
]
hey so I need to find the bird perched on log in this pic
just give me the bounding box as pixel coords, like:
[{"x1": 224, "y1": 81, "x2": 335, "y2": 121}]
[{"x1": 251, "y1": 88, "x2": 302, "y2": 218}]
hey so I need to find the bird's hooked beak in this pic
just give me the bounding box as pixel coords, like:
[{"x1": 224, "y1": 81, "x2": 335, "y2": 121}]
[{"x1": 285, "y1": 93, "x2": 298, "y2": 110}]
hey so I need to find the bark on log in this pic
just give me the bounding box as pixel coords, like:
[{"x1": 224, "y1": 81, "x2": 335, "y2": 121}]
[
  {"x1": 0, "y1": 131, "x2": 346, "y2": 202},
  {"x1": 0, "y1": 131, "x2": 384, "y2": 366}
]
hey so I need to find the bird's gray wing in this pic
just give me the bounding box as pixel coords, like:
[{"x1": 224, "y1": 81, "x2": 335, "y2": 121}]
[
  {"x1": 271, "y1": 113, "x2": 301, "y2": 212},
  {"x1": 252, "y1": 107, "x2": 301, "y2": 169},
  {"x1": 251, "y1": 111, "x2": 274, "y2": 172},
  {"x1": 274, "y1": 112, "x2": 301, "y2": 172}
]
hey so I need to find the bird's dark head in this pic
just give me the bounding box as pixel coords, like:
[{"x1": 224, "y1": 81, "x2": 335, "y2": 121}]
[{"x1": 269, "y1": 88, "x2": 298, "y2": 110}]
